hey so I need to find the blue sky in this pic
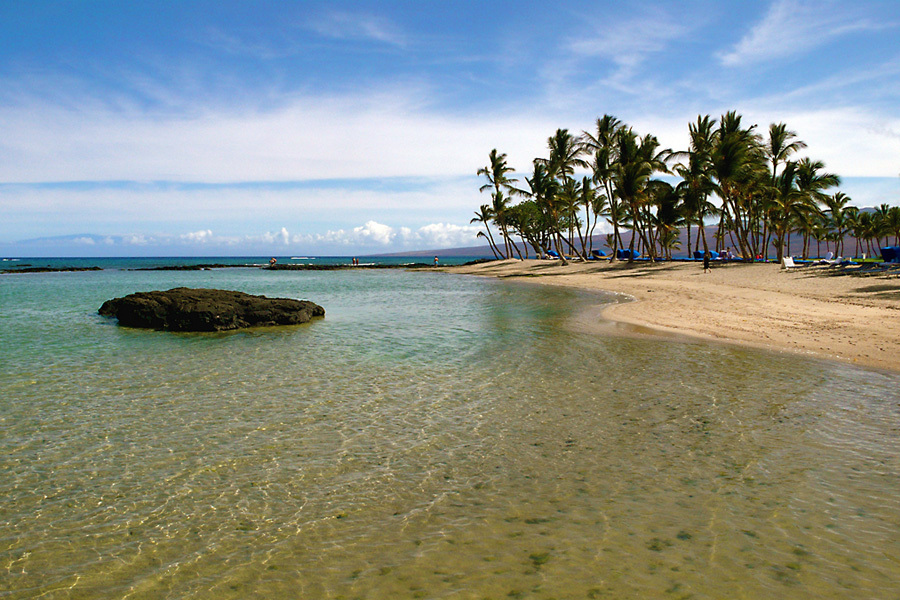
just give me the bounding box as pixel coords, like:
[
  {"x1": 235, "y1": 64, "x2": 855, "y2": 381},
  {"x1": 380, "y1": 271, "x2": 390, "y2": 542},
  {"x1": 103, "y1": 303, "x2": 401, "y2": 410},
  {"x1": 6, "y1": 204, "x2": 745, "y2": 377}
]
[{"x1": 1, "y1": 0, "x2": 898, "y2": 256}]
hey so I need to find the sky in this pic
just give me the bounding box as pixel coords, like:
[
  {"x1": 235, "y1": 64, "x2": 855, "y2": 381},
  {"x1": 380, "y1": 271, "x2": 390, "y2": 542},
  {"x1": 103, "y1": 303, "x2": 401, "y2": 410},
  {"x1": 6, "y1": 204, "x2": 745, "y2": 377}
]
[{"x1": 1, "y1": 0, "x2": 899, "y2": 257}]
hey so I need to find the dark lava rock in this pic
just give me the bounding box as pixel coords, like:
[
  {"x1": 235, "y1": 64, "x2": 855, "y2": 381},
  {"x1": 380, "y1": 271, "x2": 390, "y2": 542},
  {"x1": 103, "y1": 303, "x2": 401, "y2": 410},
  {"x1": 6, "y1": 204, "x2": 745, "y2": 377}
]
[{"x1": 99, "y1": 287, "x2": 324, "y2": 331}]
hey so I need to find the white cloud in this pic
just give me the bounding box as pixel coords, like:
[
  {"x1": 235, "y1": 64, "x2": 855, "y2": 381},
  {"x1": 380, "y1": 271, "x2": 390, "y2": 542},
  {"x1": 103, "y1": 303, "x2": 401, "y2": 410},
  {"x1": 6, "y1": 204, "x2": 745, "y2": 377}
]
[
  {"x1": 260, "y1": 227, "x2": 290, "y2": 245},
  {"x1": 181, "y1": 229, "x2": 213, "y2": 242},
  {"x1": 353, "y1": 220, "x2": 395, "y2": 245},
  {"x1": 291, "y1": 221, "x2": 481, "y2": 250},
  {"x1": 0, "y1": 87, "x2": 557, "y2": 184},
  {"x1": 72, "y1": 236, "x2": 96, "y2": 245},
  {"x1": 125, "y1": 234, "x2": 150, "y2": 245},
  {"x1": 720, "y1": 0, "x2": 893, "y2": 67}
]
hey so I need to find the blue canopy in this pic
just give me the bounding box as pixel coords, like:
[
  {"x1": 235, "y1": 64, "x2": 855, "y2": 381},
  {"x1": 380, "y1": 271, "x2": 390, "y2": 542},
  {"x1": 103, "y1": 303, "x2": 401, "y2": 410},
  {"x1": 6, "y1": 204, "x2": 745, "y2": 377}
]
[
  {"x1": 616, "y1": 249, "x2": 640, "y2": 259},
  {"x1": 693, "y1": 250, "x2": 720, "y2": 260},
  {"x1": 881, "y1": 247, "x2": 900, "y2": 263}
]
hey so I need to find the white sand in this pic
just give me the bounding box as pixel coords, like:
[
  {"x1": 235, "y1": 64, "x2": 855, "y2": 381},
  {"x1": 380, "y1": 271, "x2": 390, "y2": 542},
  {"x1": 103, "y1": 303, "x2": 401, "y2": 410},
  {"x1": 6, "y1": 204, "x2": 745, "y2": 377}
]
[{"x1": 447, "y1": 259, "x2": 900, "y2": 373}]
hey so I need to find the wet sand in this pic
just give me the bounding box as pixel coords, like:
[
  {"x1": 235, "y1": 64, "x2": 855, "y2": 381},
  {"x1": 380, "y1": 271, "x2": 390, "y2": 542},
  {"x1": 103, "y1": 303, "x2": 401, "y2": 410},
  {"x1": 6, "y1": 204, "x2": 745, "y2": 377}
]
[{"x1": 447, "y1": 259, "x2": 900, "y2": 373}]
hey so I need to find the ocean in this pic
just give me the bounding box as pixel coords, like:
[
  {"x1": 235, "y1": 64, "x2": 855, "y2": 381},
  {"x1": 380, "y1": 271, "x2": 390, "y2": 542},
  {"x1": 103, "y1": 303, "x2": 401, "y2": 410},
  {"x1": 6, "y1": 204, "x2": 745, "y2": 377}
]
[{"x1": 2, "y1": 257, "x2": 899, "y2": 599}]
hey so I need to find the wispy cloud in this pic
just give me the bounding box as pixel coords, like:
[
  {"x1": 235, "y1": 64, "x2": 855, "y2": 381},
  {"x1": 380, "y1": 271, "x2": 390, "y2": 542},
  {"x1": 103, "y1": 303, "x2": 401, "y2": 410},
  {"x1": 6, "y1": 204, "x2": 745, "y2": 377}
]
[
  {"x1": 547, "y1": 8, "x2": 693, "y2": 112},
  {"x1": 568, "y1": 16, "x2": 687, "y2": 73},
  {"x1": 0, "y1": 84, "x2": 557, "y2": 184},
  {"x1": 719, "y1": 0, "x2": 895, "y2": 67},
  {"x1": 308, "y1": 11, "x2": 408, "y2": 47}
]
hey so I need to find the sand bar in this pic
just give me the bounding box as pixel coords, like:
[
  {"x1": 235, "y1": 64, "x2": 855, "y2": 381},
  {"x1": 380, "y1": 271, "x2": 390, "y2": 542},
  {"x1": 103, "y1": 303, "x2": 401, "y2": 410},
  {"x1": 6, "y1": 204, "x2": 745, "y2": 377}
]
[{"x1": 447, "y1": 259, "x2": 900, "y2": 373}]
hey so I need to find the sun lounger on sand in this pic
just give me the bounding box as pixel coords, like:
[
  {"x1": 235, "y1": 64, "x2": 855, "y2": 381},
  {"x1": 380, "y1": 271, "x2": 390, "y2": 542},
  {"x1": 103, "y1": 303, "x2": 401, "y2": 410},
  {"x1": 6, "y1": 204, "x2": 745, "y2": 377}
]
[{"x1": 781, "y1": 256, "x2": 803, "y2": 269}]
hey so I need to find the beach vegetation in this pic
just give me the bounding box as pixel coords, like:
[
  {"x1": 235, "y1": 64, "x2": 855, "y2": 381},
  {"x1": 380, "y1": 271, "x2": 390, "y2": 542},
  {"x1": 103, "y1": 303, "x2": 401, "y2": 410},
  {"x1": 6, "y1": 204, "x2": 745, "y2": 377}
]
[{"x1": 472, "y1": 111, "x2": 885, "y2": 262}]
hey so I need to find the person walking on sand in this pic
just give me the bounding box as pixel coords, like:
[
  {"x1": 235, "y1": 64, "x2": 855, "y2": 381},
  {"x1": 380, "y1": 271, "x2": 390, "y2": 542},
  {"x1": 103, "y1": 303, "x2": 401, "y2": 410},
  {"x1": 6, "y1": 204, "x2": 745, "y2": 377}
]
[
  {"x1": 434, "y1": 256, "x2": 439, "y2": 266},
  {"x1": 703, "y1": 250, "x2": 711, "y2": 273}
]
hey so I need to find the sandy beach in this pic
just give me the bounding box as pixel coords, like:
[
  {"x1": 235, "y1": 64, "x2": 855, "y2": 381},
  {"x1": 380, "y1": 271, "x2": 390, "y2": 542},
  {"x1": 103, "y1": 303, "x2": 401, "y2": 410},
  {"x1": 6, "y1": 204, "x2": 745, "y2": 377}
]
[{"x1": 447, "y1": 258, "x2": 900, "y2": 373}]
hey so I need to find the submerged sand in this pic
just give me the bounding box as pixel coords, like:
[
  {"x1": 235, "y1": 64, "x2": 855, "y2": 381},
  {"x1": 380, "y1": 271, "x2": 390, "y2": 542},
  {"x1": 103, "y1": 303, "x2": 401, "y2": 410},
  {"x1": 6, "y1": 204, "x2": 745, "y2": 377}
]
[{"x1": 447, "y1": 259, "x2": 900, "y2": 373}]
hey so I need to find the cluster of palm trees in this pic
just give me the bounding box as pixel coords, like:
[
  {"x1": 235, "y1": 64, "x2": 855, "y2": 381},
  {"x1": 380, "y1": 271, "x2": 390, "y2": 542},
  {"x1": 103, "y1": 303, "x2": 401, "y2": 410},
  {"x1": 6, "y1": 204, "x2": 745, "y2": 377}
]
[{"x1": 473, "y1": 111, "x2": 900, "y2": 263}]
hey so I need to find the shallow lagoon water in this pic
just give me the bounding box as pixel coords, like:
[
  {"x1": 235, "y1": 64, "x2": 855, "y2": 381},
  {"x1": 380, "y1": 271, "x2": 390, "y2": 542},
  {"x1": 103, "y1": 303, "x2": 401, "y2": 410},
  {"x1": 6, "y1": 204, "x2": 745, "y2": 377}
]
[{"x1": 2, "y1": 265, "x2": 899, "y2": 599}]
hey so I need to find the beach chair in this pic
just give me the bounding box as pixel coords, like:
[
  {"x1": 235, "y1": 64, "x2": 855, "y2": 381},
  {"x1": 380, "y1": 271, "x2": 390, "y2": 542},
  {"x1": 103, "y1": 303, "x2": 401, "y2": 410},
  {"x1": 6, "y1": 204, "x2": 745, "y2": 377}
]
[{"x1": 781, "y1": 256, "x2": 802, "y2": 269}]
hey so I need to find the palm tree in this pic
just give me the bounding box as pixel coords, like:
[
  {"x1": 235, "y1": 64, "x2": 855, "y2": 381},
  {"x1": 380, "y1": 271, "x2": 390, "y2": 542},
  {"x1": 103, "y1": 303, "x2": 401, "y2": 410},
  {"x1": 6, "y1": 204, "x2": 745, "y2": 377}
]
[
  {"x1": 795, "y1": 158, "x2": 840, "y2": 257},
  {"x1": 539, "y1": 129, "x2": 588, "y2": 262},
  {"x1": 524, "y1": 160, "x2": 560, "y2": 258},
  {"x1": 874, "y1": 203, "x2": 892, "y2": 248},
  {"x1": 844, "y1": 207, "x2": 862, "y2": 257},
  {"x1": 673, "y1": 115, "x2": 717, "y2": 257},
  {"x1": 710, "y1": 111, "x2": 770, "y2": 260},
  {"x1": 582, "y1": 115, "x2": 625, "y2": 258},
  {"x1": 854, "y1": 211, "x2": 877, "y2": 257},
  {"x1": 771, "y1": 161, "x2": 804, "y2": 261},
  {"x1": 471, "y1": 204, "x2": 501, "y2": 258},
  {"x1": 613, "y1": 128, "x2": 653, "y2": 261},
  {"x1": 764, "y1": 123, "x2": 807, "y2": 183},
  {"x1": 823, "y1": 191, "x2": 852, "y2": 257},
  {"x1": 887, "y1": 205, "x2": 900, "y2": 245},
  {"x1": 477, "y1": 149, "x2": 521, "y2": 258}
]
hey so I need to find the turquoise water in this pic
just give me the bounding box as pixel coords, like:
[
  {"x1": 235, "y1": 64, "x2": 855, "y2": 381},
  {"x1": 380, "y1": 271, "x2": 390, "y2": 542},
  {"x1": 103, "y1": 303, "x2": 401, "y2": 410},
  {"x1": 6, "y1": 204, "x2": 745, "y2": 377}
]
[
  {"x1": 0, "y1": 255, "x2": 479, "y2": 270},
  {"x1": 2, "y1": 263, "x2": 899, "y2": 599}
]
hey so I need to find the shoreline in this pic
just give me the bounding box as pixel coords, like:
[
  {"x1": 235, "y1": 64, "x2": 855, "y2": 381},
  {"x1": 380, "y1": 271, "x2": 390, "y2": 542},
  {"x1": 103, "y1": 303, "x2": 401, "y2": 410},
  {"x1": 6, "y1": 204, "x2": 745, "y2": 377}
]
[{"x1": 445, "y1": 259, "x2": 900, "y2": 373}]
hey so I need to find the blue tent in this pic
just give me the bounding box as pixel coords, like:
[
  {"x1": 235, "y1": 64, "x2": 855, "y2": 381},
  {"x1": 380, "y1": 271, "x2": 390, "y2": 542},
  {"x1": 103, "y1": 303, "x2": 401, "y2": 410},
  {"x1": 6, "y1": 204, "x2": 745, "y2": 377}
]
[
  {"x1": 693, "y1": 250, "x2": 720, "y2": 260},
  {"x1": 616, "y1": 249, "x2": 640, "y2": 259},
  {"x1": 589, "y1": 249, "x2": 607, "y2": 259}
]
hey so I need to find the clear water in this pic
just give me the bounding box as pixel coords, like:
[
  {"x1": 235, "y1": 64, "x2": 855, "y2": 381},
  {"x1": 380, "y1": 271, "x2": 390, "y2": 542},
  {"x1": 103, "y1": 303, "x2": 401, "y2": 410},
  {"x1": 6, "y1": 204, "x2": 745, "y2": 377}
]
[{"x1": 2, "y1": 263, "x2": 898, "y2": 599}]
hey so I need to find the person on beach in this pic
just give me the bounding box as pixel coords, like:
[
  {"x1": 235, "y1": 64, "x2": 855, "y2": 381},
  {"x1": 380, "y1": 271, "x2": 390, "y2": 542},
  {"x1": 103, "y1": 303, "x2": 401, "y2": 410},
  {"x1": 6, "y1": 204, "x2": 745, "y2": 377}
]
[
  {"x1": 269, "y1": 257, "x2": 277, "y2": 267},
  {"x1": 703, "y1": 251, "x2": 711, "y2": 273},
  {"x1": 434, "y1": 256, "x2": 439, "y2": 266}
]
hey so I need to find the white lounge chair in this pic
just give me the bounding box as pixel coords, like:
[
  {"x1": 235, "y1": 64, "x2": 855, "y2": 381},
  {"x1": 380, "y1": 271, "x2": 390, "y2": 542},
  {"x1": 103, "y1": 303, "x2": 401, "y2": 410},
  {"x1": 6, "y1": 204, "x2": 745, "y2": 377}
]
[{"x1": 781, "y1": 256, "x2": 802, "y2": 269}]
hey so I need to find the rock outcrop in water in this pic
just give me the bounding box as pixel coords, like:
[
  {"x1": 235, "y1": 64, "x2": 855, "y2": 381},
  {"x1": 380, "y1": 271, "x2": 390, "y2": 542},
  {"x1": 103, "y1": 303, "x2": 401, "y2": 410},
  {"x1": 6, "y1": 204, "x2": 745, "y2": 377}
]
[{"x1": 99, "y1": 287, "x2": 324, "y2": 331}]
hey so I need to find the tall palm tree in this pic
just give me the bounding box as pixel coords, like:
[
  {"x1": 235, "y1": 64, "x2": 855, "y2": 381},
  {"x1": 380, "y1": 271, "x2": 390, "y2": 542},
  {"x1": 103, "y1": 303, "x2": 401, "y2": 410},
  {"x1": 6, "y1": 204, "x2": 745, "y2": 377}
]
[
  {"x1": 887, "y1": 206, "x2": 900, "y2": 245},
  {"x1": 582, "y1": 115, "x2": 625, "y2": 258},
  {"x1": 823, "y1": 191, "x2": 852, "y2": 257},
  {"x1": 673, "y1": 115, "x2": 717, "y2": 257},
  {"x1": 795, "y1": 158, "x2": 840, "y2": 257},
  {"x1": 874, "y1": 203, "x2": 892, "y2": 248},
  {"x1": 613, "y1": 128, "x2": 657, "y2": 261},
  {"x1": 844, "y1": 206, "x2": 862, "y2": 257},
  {"x1": 471, "y1": 204, "x2": 501, "y2": 258},
  {"x1": 477, "y1": 149, "x2": 521, "y2": 258},
  {"x1": 764, "y1": 123, "x2": 807, "y2": 183},
  {"x1": 524, "y1": 160, "x2": 561, "y2": 259},
  {"x1": 710, "y1": 111, "x2": 766, "y2": 260},
  {"x1": 538, "y1": 129, "x2": 588, "y2": 262},
  {"x1": 771, "y1": 161, "x2": 804, "y2": 261}
]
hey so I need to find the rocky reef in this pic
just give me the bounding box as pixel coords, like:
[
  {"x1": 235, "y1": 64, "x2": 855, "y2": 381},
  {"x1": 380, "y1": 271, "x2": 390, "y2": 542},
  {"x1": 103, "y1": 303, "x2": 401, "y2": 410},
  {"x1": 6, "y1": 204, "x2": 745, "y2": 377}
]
[{"x1": 99, "y1": 287, "x2": 324, "y2": 331}]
